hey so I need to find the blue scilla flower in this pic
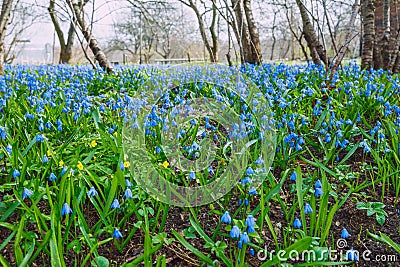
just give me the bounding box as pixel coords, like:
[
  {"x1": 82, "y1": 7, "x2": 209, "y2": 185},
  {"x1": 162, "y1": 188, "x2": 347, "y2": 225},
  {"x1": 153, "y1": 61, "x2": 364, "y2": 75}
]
[
  {"x1": 315, "y1": 188, "x2": 323, "y2": 197},
  {"x1": 113, "y1": 228, "x2": 123, "y2": 238},
  {"x1": 238, "y1": 240, "x2": 243, "y2": 249},
  {"x1": 230, "y1": 225, "x2": 240, "y2": 238},
  {"x1": 341, "y1": 228, "x2": 351, "y2": 239},
  {"x1": 124, "y1": 188, "x2": 133, "y2": 199},
  {"x1": 346, "y1": 248, "x2": 358, "y2": 261},
  {"x1": 245, "y1": 215, "x2": 256, "y2": 233},
  {"x1": 6, "y1": 144, "x2": 12, "y2": 155},
  {"x1": 61, "y1": 166, "x2": 68, "y2": 176},
  {"x1": 155, "y1": 146, "x2": 161, "y2": 154},
  {"x1": 290, "y1": 172, "x2": 296, "y2": 181},
  {"x1": 221, "y1": 211, "x2": 231, "y2": 224},
  {"x1": 208, "y1": 166, "x2": 214, "y2": 175},
  {"x1": 36, "y1": 134, "x2": 45, "y2": 142},
  {"x1": 13, "y1": 169, "x2": 20, "y2": 178},
  {"x1": 87, "y1": 187, "x2": 98, "y2": 197},
  {"x1": 245, "y1": 167, "x2": 254, "y2": 175},
  {"x1": 42, "y1": 155, "x2": 49, "y2": 163},
  {"x1": 248, "y1": 187, "x2": 257, "y2": 195},
  {"x1": 293, "y1": 218, "x2": 302, "y2": 229},
  {"x1": 111, "y1": 199, "x2": 120, "y2": 209},
  {"x1": 126, "y1": 179, "x2": 133, "y2": 187},
  {"x1": 324, "y1": 133, "x2": 332, "y2": 143},
  {"x1": 189, "y1": 171, "x2": 196, "y2": 180},
  {"x1": 360, "y1": 139, "x2": 371, "y2": 153},
  {"x1": 0, "y1": 126, "x2": 6, "y2": 140},
  {"x1": 22, "y1": 187, "x2": 33, "y2": 199},
  {"x1": 255, "y1": 157, "x2": 264, "y2": 165},
  {"x1": 240, "y1": 232, "x2": 250, "y2": 244},
  {"x1": 249, "y1": 248, "x2": 255, "y2": 256},
  {"x1": 61, "y1": 203, "x2": 72, "y2": 215},
  {"x1": 304, "y1": 203, "x2": 313, "y2": 214},
  {"x1": 49, "y1": 172, "x2": 57, "y2": 181},
  {"x1": 242, "y1": 176, "x2": 251, "y2": 185},
  {"x1": 244, "y1": 199, "x2": 249, "y2": 206},
  {"x1": 119, "y1": 161, "x2": 125, "y2": 171},
  {"x1": 315, "y1": 180, "x2": 322, "y2": 189}
]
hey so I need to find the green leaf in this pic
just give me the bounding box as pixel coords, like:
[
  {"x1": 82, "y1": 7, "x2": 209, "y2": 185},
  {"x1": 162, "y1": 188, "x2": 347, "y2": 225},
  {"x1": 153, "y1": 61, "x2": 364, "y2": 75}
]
[
  {"x1": 91, "y1": 256, "x2": 109, "y2": 267},
  {"x1": 367, "y1": 231, "x2": 400, "y2": 254},
  {"x1": 172, "y1": 230, "x2": 213, "y2": 265},
  {"x1": 375, "y1": 213, "x2": 386, "y2": 226}
]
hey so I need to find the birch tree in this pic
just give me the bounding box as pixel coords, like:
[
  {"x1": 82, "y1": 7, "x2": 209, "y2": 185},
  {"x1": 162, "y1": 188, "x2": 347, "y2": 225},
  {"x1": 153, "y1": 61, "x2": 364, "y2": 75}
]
[{"x1": 0, "y1": 0, "x2": 13, "y2": 75}]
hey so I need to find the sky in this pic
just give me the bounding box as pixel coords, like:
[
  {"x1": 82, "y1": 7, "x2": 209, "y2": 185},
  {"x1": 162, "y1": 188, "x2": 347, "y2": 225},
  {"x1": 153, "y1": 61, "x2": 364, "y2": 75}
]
[{"x1": 21, "y1": 0, "x2": 124, "y2": 48}]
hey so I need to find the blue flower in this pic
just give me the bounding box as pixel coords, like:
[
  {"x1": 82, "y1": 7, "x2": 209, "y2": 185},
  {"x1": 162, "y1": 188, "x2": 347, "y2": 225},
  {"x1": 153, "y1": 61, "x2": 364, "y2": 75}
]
[
  {"x1": 304, "y1": 203, "x2": 313, "y2": 214},
  {"x1": 124, "y1": 188, "x2": 133, "y2": 199},
  {"x1": 346, "y1": 248, "x2": 358, "y2": 261},
  {"x1": 208, "y1": 166, "x2": 214, "y2": 175},
  {"x1": 12, "y1": 170, "x2": 20, "y2": 178},
  {"x1": 290, "y1": 172, "x2": 296, "y2": 181},
  {"x1": 113, "y1": 228, "x2": 123, "y2": 238},
  {"x1": 315, "y1": 180, "x2": 322, "y2": 189},
  {"x1": 244, "y1": 199, "x2": 249, "y2": 206},
  {"x1": 189, "y1": 171, "x2": 196, "y2": 180},
  {"x1": 248, "y1": 187, "x2": 257, "y2": 195},
  {"x1": 249, "y1": 248, "x2": 255, "y2": 256},
  {"x1": 240, "y1": 232, "x2": 250, "y2": 244},
  {"x1": 49, "y1": 172, "x2": 57, "y2": 181},
  {"x1": 341, "y1": 228, "x2": 351, "y2": 239},
  {"x1": 22, "y1": 187, "x2": 33, "y2": 199},
  {"x1": 245, "y1": 167, "x2": 255, "y2": 175},
  {"x1": 242, "y1": 176, "x2": 251, "y2": 185},
  {"x1": 6, "y1": 144, "x2": 12, "y2": 155},
  {"x1": 245, "y1": 215, "x2": 256, "y2": 233},
  {"x1": 255, "y1": 157, "x2": 264, "y2": 165},
  {"x1": 61, "y1": 203, "x2": 72, "y2": 215},
  {"x1": 126, "y1": 179, "x2": 133, "y2": 187},
  {"x1": 42, "y1": 155, "x2": 49, "y2": 163},
  {"x1": 293, "y1": 218, "x2": 302, "y2": 229},
  {"x1": 119, "y1": 161, "x2": 125, "y2": 171},
  {"x1": 87, "y1": 187, "x2": 98, "y2": 197},
  {"x1": 238, "y1": 240, "x2": 243, "y2": 249},
  {"x1": 221, "y1": 211, "x2": 231, "y2": 224},
  {"x1": 230, "y1": 225, "x2": 240, "y2": 238},
  {"x1": 111, "y1": 199, "x2": 120, "y2": 209},
  {"x1": 315, "y1": 188, "x2": 323, "y2": 197}
]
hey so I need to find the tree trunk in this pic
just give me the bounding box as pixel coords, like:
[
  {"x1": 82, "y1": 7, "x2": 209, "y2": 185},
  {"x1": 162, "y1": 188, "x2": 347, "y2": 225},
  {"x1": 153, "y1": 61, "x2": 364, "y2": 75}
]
[
  {"x1": 187, "y1": 0, "x2": 218, "y2": 62},
  {"x1": 0, "y1": 0, "x2": 13, "y2": 75},
  {"x1": 330, "y1": 0, "x2": 360, "y2": 81},
  {"x1": 361, "y1": 0, "x2": 375, "y2": 69},
  {"x1": 295, "y1": 0, "x2": 328, "y2": 66},
  {"x1": 243, "y1": 0, "x2": 262, "y2": 64},
  {"x1": 381, "y1": 0, "x2": 391, "y2": 69},
  {"x1": 232, "y1": 0, "x2": 261, "y2": 64},
  {"x1": 70, "y1": 1, "x2": 113, "y2": 73}
]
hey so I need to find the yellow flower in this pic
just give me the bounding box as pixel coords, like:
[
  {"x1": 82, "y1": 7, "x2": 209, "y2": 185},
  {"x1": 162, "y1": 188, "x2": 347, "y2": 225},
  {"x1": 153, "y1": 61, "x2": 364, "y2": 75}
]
[
  {"x1": 123, "y1": 161, "x2": 130, "y2": 168},
  {"x1": 77, "y1": 161, "x2": 84, "y2": 171},
  {"x1": 59, "y1": 160, "x2": 64, "y2": 167},
  {"x1": 161, "y1": 161, "x2": 169, "y2": 168},
  {"x1": 113, "y1": 132, "x2": 118, "y2": 137},
  {"x1": 47, "y1": 150, "x2": 52, "y2": 157},
  {"x1": 90, "y1": 140, "x2": 97, "y2": 147}
]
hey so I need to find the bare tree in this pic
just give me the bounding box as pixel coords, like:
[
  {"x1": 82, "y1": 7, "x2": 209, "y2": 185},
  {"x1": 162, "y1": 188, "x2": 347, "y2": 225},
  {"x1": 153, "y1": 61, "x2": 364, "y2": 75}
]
[
  {"x1": 231, "y1": 0, "x2": 262, "y2": 64},
  {"x1": 178, "y1": 0, "x2": 219, "y2": 62},
  {"x1": 48, "y1": 0, "x2": 80, "y2": 63},
  {"x1": 65, "y1": 0, "x2": 112, "y2": 73},
  {"x1": 361, "y1": 0, "x2": 375, "y2": 69},
  {"x1": 295, "y1": 0, "x2": 328, "y2": 65},
  {"x1": 0, "y1": 0, "x2": 13, "y2": 74}
]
